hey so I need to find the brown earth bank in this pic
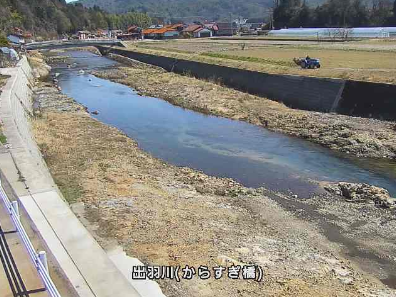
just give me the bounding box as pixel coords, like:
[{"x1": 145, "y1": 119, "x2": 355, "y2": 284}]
[
  {"x1": 29, "y1": 52, "x2": 396, "y2": 297},
  {"x1": 91, "y1": 53, "x2": 396, "y2": 160}
]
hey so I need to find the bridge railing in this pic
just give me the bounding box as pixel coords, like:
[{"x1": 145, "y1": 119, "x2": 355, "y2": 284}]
[
  {"x1": 26, "y1": 39, "x2": 122, "y2": 50},
  {"x1": 0, "y1": 172, "x2": 62, "y2": 297}
]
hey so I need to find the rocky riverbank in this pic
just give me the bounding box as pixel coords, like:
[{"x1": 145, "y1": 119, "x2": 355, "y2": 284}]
[
  {"x1": 92, "y1": 53, "x2": 396, "y2": 160},
  {"x1": 28, "y1": 50, "x2": 396, "y2": 296}
]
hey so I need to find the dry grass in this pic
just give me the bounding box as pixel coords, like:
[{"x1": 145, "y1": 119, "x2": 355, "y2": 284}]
[
  {"x1": 221, "y1": 48, "x2": 396, "y2": 69},
  {"x1": 125, "y1": 39, "x2": 396, "y2": 84}
]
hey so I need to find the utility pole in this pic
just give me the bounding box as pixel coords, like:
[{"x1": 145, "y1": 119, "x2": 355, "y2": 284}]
[
  {"x1": 271, "y1": 0, "x2": 279, "y2": 30},
  {"x1": 230, "y1": 13, "x2": 233, "y2": 36}
]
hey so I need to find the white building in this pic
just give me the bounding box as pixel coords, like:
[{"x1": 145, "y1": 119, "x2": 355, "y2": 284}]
[{"x1": 193, "y1": 28, "x2": 212, "y2": 38}]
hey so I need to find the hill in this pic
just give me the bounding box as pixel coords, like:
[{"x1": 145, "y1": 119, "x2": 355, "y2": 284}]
[
  {"x1": 0, "y1": 0, "x2": 150, "y2": 38},
  {"x1": 77, "y1": 0, "x2": 326, "y2": 20}
]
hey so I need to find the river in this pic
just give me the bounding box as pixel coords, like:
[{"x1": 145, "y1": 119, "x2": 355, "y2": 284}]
[{"x1": 52, "y1": 51, "x2": 396, "y2": 197}]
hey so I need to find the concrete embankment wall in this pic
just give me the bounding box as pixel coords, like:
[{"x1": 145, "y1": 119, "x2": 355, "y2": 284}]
[
  {"x1": 338, "y1": 80, "x2": 396, "y2": 121},
  {"x1": 1, "y1": 57, "x2": 53, "y2": 181},
  {"x1": 97, "y1": 46, "x2": 344, "y2": 113},
  {"x1": 97, "y1": 47, "x2": 396, "y2": 120}
]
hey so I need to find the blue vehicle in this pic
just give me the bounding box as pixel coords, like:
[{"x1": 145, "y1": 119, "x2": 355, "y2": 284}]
[{"x1": 293, "y1": 57, "x2": 321, "y2": 69}]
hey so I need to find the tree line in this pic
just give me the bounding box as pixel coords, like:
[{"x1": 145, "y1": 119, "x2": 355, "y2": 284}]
[
  {"x1": 273, "y1": 0, "x2": 396, "y2": 28},
  {"x1": 0, "y1": 0, "x2": 152, "y2": 38}
]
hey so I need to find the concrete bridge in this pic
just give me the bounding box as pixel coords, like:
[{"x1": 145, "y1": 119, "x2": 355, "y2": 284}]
[{"x1": 26, "y1": 39, "x2": 124, "y2": 50}]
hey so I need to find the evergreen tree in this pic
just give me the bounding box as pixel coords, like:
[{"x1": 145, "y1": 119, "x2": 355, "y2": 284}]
[
  {"x1": 0, "y1": 0, "x2": 152, "y2": 37},
  {"x1": 394, "y1": 0, "x2": 396, "y2": 15}
]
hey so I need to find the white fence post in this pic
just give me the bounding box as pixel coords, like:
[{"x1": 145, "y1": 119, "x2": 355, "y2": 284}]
[
  {"x1": 0, "y1": 182, "x2": 61, "y2": 297},
  {"x1": 38, "y1": 251, "x2": 49, "y2": 272},
  {"x1": 12, "y1": 200, "x2": 20, "y2": 219}
]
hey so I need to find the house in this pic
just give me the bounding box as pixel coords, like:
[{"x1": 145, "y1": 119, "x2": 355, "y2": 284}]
[
  {"x1": 96, "y1": 29, "x2": 108, "y2": 38},
  {"x1": 77, "y1": 31, "x2": 90, "y2": 40},
  {"x1": 142, "y1": 28, "x2": 157, "y2": 39},
  {"x1": 117, "y1": 26, "x2": 143, "y2": 40},
  {"x1": 0, "y1": 47, "x2": 19, "y2": 60},
  {"x1": 216, "y1": 22, "x2": 238, "y2": 36},
  {"x1": 181, "y1": 24, "x2": 211, "y2": 38},
  {"x1": 193, "y1": 27, "x2": 212, "y2": 38},
  {"x1": 204, "y1": 23, "x2": 219, "y2": 36},
  {"x1": 154, "y1": 27, "x2": 180, "y2": 39},
  {"x1": 7, "y1": 34, "x2": 25, "y2": 45},
  {"x1": 143, "y1": 27, "x2": 180, "y2": 39},
  {"x1": 168, "y1": 24, "x2": 184, "y2": 32},
  {"x1": 7, "y1": 27, "x2": 33, "y2": 45},
  {"x1": 182, "y1": 24, "x2": 202, "y2": 37},
  {"x1": 110, "y1": 30, "x2": 123, "y2": 38}
]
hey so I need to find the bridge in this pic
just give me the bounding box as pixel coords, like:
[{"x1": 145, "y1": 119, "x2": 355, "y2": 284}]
[{"x1": 25, "y1": 39, "x2": 124, "y2": 50}]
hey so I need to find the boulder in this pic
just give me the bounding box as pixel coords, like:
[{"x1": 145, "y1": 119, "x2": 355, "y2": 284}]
[{"x1": 325, "y1": 182, "x2": 395, "y2": 208}]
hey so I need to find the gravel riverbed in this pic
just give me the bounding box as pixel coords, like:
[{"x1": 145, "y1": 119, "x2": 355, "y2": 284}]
[{"x1": 27, "y1": 50, "x2": 396, "y2": 297}]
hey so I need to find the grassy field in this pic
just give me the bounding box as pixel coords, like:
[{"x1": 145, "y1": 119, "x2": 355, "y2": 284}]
[
  {"x1": 219, "y1": 48, "x2": 396, "y2": 70},
  {"x1": 123, "y1": 38, "x2": 396, "y2": 84}
]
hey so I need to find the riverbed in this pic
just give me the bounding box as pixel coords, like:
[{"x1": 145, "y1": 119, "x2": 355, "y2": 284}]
[
  {"x1": 53, "y1": 51, "x2": 396, "y2": 197},
  {"x1": 30, "y1": 49, "x2": 396, "y2": 296}
]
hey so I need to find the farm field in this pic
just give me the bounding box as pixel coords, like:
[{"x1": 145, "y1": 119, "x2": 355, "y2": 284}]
[{"x1": 123, "y1": 38, "x2": 396, "y2": 84}]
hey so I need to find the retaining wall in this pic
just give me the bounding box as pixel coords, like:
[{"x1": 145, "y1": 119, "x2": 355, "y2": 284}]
[
  {"x1": 337, "y1": 80, "x2": 396, "y2": 121},
  {"x1": 97, "y1": 47, "x2": 344, "y2": 113},
  {"x1": 1, "y1": 57, "x2": 53, "y2": 181},
  {"x1": 98, "y1": 47, "x2": 396, "y2": 120}
]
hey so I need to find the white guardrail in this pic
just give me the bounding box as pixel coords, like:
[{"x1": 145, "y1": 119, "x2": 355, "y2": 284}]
[{"x1": 0, "y1": 179, "x2": 62, "y2": 297}]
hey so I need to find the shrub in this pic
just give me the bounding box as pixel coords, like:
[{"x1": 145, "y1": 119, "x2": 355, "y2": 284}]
[{"x1": 0, "y1": 33, "x2": 9, "y2": 47}]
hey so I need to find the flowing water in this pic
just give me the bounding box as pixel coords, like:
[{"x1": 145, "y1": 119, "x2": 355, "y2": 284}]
[{"x1": 52, "y1": 51, "x2": 396, "y2": 197}]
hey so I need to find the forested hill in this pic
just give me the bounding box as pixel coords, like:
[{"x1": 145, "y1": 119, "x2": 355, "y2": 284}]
[
  {"x1": 79, "y1": 0, "x2": 396, "y2": 27},
  {"x1": 77, "y1": 0, "x2": 326, "y2": 20},
  {"x1": 0, "y1": 0, "x2": 151, "y2": 38}
]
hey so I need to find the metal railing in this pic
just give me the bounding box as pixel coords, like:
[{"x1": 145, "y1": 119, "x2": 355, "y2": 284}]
[{"x1": 0, "y1": 178, "x2": 62, "y2": 297}]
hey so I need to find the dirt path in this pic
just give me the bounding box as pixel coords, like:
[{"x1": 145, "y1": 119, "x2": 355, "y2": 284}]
[
  {"x1": 92, "y1": 54, "x2": 396, "y2": 160},
  {"x1": 29, "y1": 50, "x2": 396, "y2": 296}
]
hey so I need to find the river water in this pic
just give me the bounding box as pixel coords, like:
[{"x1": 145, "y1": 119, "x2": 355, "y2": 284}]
[{"x1": 52, "y1": 51, "x2": 396, "y2": 197}]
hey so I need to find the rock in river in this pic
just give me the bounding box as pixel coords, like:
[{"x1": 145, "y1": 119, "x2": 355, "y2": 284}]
[{"x1": 325, "y1": 182, "x2": 396, "y2": 208}]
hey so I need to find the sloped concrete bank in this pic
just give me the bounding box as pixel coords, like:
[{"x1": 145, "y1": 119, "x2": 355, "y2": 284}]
[
  {"x1": 339, "y1": 80, "x2": 396, "y2": 120},
  {"x1": 0, "y1": 56, "x2": 157, "y2": 297},
  {"x1": 96, "y1": 46, "x2": 396, "y2": 121}
]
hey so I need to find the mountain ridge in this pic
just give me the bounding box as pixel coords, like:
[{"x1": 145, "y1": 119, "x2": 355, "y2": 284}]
[{"x1": 77, "y1": 0, "x2": 326, "y2": 21}]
